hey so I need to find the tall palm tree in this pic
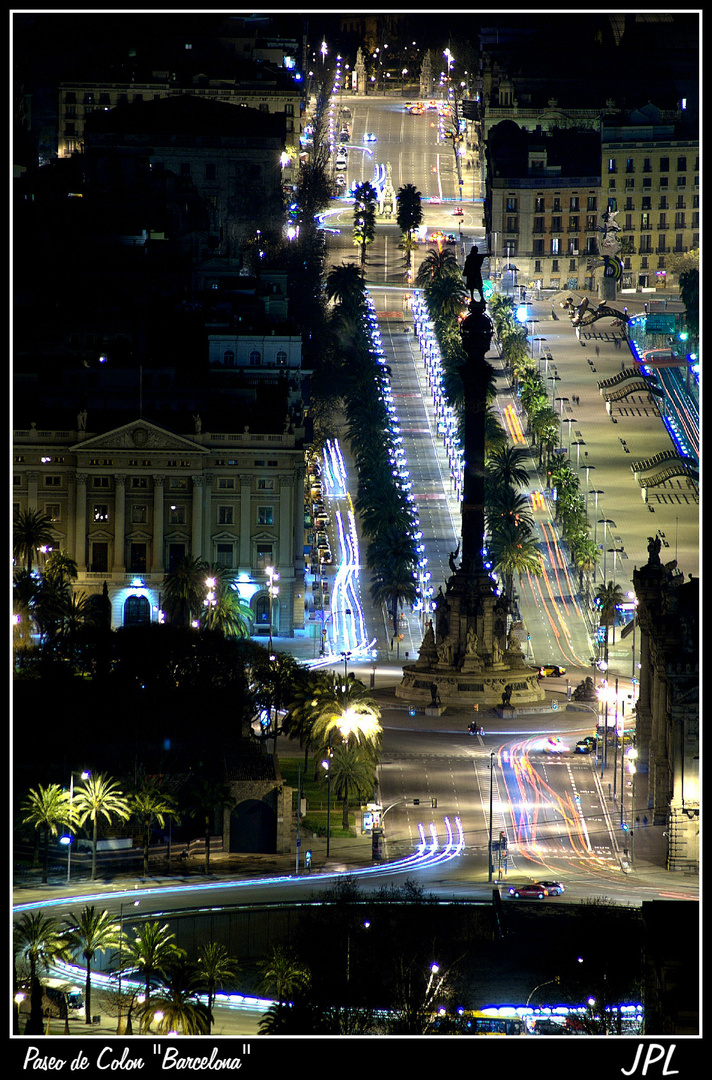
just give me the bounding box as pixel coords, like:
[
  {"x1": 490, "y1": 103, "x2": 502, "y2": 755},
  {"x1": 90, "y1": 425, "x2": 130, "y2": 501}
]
[
  {"x1": 63, "y1": 905, "x2": 123, "y2": 1024},
  {"x1": 20, "y1": 783, "x2": 74, "y2": 884},
  {"x1": 125, "y1": 920, "x2": 184, "y2": 1021},
  {"x1": 486, "y1": 486, "x2": 535, "y2": 539},
  {"x1": 423, "y1": 271, "x2": 468, "y2": 323},
  {"x1": 184, "y1": 776, "x2": 234, "y2": 875},
  {"x1": 195, "y1": 942, "x2": 241, "y2": 1034},
  {"x1": 488, "y1": 523, "x2": 543, "y2": 607},
  {"x1": 327, "y1": 743, "x2": 377, "y2": 829},
  {"x1": 72, "y1": 773, "x2": 131, "y2": 881},
  {"x1": 161, "y1": 555, "x2": 209, "y2": 628},
  {"x1": 14, "y1": 912, "x2": 71, "y2": 1034},
  {"x1": 310, "y1": 675, "x2": 382, "y2": 762},
  {"x1": 257, "y1": 945, "x2": 310, "y2": 1009},
  {"x1": 13, "y1": 507, "x2": 56, "y2": 573},
  {"x1": 326, "y1": 261, "x2": 366, "y2": 316},
  {"x1": 43, "y1": 549, "x2": 78, "y2": 590},
  {"x1": 486, "y1": 444, "x2": 530, "y2": 490},
  {"x1": 595, "y1": 581, "x2": 624, "y2": 647},
  {"x1": 128, "y1": 779, "x2": 180, "y2": 878},
  {"x1": 201, "y1": 585, "x2": 253, "y2": 638},
  {"x1": 352, "y1": 181, "x2": 377, "y2": 271},
  {"x1": 415, "y1": 245, "x2": 459, "y2": 287},
  {"x1": 570, "y1": 533, "x2": 601, "y2": 593}
]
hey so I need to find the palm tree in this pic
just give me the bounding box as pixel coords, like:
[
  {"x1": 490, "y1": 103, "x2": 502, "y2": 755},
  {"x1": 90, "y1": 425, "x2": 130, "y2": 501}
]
[
  {"x1": 395, "y1": 183, "x2": 423, "y2": 239},
  {"x1": 488, "y1": 523, "x2": 543, "y2": 607},
  {"x1": 72, "y1": 773, "x2": 131, "y2": 881},
  {"x1": 184, "y1": 776, "x2": 234, "y2": 875},
  {"x1": 486, "y1": 486, "x2": 535, "y2": 539},
  {"x1": 161, "y1": 555, "x2": 209, "y2": 628},
  {"x1": 257, "y1": 945, "x2": 310, "y2": 1009},
  {"x1": 43, "y1": 549, "x2": 78, "y2": 590},
  {"x1": 327, "y1": 743, "x2": 376, "y2": 829},
  {"x1": 13, "y1": 507, "x2": 56, "y2": 573},
  {"x1": 352, "y1": 181, "x2": 377, "y2": 271},
  {"x1": 201, "y1": 585, "x2": 253, "y2": 637},
  {"x1": 595, "y1": 581, "x2": 624, "y2": 647},
  {"x1": 63, "y1": 905, "x2": 123, "y2": 1025},
  {"x1": 415, "y1": 245, "x2": 459, "y2": 287},
  {"x1": 326, "y1": 261, "x2": 366, "y2": 316},
  {"x1": 141, "y1": 956, "x2": 211, "y2": 1035},
  {"x1": 310, "y1": 675, "x2": 382, "y2": 762},
  {"x1": 570, "y1": 533, "x2": 601, "y2": 594},
  {"x1": 14, "y1": 912, "x2": 71, "y2": 1034},
  {"x1": 423, "y1": 271, "x2": 468, "y2": 323},
  {"x1": 128, "y1": 779, "x2": 180, "y2": 878},
  {"x1": 125, "y1": 920, "x2": 184, "y2": 1021},
  {"x1": 486, "y1": 444, "x2": 530, "y2": 490},
  {"x1": 20, "y1": 783, "x2": 74, "y2": 884},
  {"x1": 195, "y1": 942, "x2": 241, "y2": 1034}
]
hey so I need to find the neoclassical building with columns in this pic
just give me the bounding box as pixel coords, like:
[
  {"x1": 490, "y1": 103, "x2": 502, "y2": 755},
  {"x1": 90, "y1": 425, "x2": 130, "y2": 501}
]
[{"x1": 13, "y1": 416, "x2": 308, "y2": 636}]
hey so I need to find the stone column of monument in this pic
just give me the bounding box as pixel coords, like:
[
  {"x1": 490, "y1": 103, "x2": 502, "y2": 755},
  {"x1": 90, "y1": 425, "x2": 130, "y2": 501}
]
[{"x1": 397, "y1": 299, "x2": 544, "y2": 709}]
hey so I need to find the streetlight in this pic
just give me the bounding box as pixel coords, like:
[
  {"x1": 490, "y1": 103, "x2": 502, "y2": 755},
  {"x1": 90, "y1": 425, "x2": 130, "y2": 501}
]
[
  {"x1": 117, "y1": 898, "x2": 140, "y2": 1033},
  {"x1": 563, "y1": 415, "x2": 578, "y2": 456},
  {"x1": 265, "y1": 566, "x2": 280, "y2": 656},
  {"x1": 488, "y1": 751, "x2": 496, "y2": 882},
  {"x1": 581, "y1": 462, "x2": 595, "y2": 516},
  {"x1": 321, "y1": 744, "x2": 332, "y2": 857},
  {"x1": 598, "y1": 520, "x2": 616, "y2": 582},
  {"x1": 62, "y1": 770, "x2": 90, "y2": 884},
  {"x1": 340, "y1": 650, "x2": 353, "y2": 683},
  {"x1": 571, "y1": 438, "x2": 586, "y2": 470}
]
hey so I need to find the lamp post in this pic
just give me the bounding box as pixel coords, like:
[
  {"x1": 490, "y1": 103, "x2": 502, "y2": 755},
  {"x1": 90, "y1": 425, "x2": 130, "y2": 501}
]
[
  {"x1": 117, "y1": 898, "x2": 140, "y2": 1033},
  {"x1": 598, "y1": 520, "x2": 615, "y2": 582},
  {"x1": 563, "y1": 416, "x2": 577, "y2": 456},
  {"x1": 488, "y1": 751, "x2": 496, "y2": 882},
  {"x1": 64, "y1": 770, "x2": 90, "y2": 884},
  {"x1": 265, "y1": 566, "x2": 279, "y2": 657}
]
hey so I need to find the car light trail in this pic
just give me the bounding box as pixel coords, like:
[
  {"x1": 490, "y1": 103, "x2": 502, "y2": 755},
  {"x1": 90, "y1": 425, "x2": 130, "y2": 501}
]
[{"x1": 13, "y1": 819, "x2": 463, "y2": 915}]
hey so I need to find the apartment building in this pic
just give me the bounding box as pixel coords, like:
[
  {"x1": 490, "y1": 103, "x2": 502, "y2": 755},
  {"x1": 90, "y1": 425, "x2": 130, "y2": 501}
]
[{"x1": 601, "y1": 107, "x2": 699, "y2": 291}]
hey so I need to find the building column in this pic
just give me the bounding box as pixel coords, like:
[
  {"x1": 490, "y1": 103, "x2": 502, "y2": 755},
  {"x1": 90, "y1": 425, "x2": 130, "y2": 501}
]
[
  {"x1": 152, "y1": 475, "x2": 165, "y2": 573},
  {"x1": 191, "y1": 475, "x2": 204, "y2": 559},
  {"x1": 239, "y1": 474, "x2": 252, "y2": 574},
  {"x1": 75, "y1": 473, "x2": 88, "y2": 572},
  {"x1": 113, "y1": 474, "x2": 126, "y2": 573},
  {"x1": 202, "y1": 472, "x2": 213, "y2": 560}
]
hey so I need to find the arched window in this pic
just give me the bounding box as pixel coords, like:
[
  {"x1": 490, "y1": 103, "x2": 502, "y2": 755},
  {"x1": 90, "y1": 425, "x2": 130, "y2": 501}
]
[
  {"x1": 124, "y1": 594, "x2": 150, "y2": 626},
  {"x1": 223, "y1": 350, "x2": 235, "y2": 367},
  {"x1": 254, "y1": 594, "x2": 270, "y2": 625},
  {"x1": 276, "y1": 350, "x2": 287, "y2": 366},
  {"x1": 249, "y1": 351, "x2": 262, "y2": 367}
]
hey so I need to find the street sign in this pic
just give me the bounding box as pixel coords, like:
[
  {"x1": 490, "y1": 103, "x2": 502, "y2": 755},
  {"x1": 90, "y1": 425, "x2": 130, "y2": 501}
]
[{"x1": 482, "y1": 279, "x2": 495, "y2": 300}]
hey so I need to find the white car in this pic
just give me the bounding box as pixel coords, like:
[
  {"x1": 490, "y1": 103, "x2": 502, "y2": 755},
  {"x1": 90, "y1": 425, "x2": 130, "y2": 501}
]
[{"x1": 543, "y1": 737, "x2": 569, "y2": 754}]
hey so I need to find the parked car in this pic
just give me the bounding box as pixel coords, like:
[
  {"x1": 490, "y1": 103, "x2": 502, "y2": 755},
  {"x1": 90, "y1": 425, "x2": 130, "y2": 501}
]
[
  {"x1": 575, "y1": 736, "x2": 597, "y2": 754},
  {"x1": 507, "y1": 884, "x2": 547, "y2": 899}
]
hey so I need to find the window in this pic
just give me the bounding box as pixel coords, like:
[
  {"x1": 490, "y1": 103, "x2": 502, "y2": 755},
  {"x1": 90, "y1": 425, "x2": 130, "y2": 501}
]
[
  {"x1": 132, "y1": 504, "x2": 147, "y2": 524},
  {"x1": 44, "y1": 475, "x2": 61, "y2": 487},
  {"x1": 249, "y1": 351, "x2": 262, "y2": 366},
  {"x1": 505, "y1": 197, "x2": 518, "y2": 212},
  {"x1": 551, "y1": 216, "x2": 561, "y2": 233},
  {"x1": 587, "y1": 196, "x2": 597, "y2": 211},
  {"x1": 206, "y1": 163, "x2": 216, "y2": 181},
  {"x1": 553, "y1": 197, "x2": 561, "y2": 212},
  {"x1": 535, "y1": 197, "x2": 545, "y2": 213},
  {"x1": 625, "y1": 159, "x2": 634, "y2": 173},
  {"x1": 169, "y1": 478, "x2": 188, "y2": 490},
  {"x1": 256, "y1": 544, "x2": 273, "y2": 571},
  {"x1": 129, "y1": 544, "x2": 147, "y2": 573},
  {"x1": 257, "y1": 506, "x2": 274, "y2": 526},
  {"x1": 215, "y1": 543, "x2": 233, "y2": 568},
  {"x1": 254, "y1": 594, "x2": 270, "y2": 625},
  {"x1": 169, "y1": 505, "x2": 186, "y2": 524},
  {"x1": 223, "y1": 350, "x2": 235, "y2": 366},
  {"x1": 505, "y1": 217, "x2": 518, "y2": 232},
  {"x1": 533, "y1": 217, "x2": 545, "y2": 233},
  {"x1": 608, "y1": 158, "x2": 617, "y2": 174},
  {"x1": 93, "y1": 476, "x2": 110, "y2": 488},
  {"x1": 551, "y1": 238, "x2": 560, "y2": 255},
  {"x1": 568, "y1": 216, "x2": 579, "y2": 232},
  {"x1": 569, "y1": 196, "x2": 579, "y2": 211},
  {"x1": 677, "y1": 157, "x2": 687, "y2": 172},
  {"x1": 641, "y1": 197, "x2": 651, "y2": 210},
  {"x1": 45, "y1": 504, "x2": 61, "y2": 521},
  {"x1": 131, "y1": 477, "x2": 148, "y2": 489},
  {"x1": 659, "y1": 157, "x2": 669, "y2": 172},
  {"x1": 218, "y1": 477, "x2": 235, "y2": 489},
  {"x1": 257, "y1": 479, "x2": 274, "y2": 490},
  {"x1": 93, "y1": 504, "x2": 109, "y2": 522},
  {"x1": 181, "y1": 162, "x2": 191, "y2": 176},
  {"x1": 640, "y1": 213, "x2": 650, "y2": 231},
  {"x1": 168, "y1": 543, "x2": 185, "y2": 569},
  {"x1": 276, "y1": 351, "x2": 287, "y2": 366},
  {"x1": 675, "y1": 212, "x2": 686, "y2": 227},
  {"x1": 91, "y1": 542, "x2": 108, "y2": 572},
  {"x1": 218, "y1": 506, "x2": 234, "y2": 525},
  {"x1": 533, "y1": 238, "x2": 545, "y2": 255}
]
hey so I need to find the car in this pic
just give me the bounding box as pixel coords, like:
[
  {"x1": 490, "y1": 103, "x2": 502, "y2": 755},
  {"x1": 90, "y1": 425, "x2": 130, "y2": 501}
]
[
  {"x1": 508, "y1": 884, "x2": 547, "y2": 899},
  {"x1": 428, "y1": 195, "x2": 442, "y2": 204},
  {"x1": 453, "y1": 206, "x2": 464, "y2": 216},
  {"x1": 444, "y1": 233, "x2": 458, "y2": 244},
  {"x1": 536, "y1": 880, "x2": 565, "y2": 895},
  {"x1": 539, "y1": 664, "x2": 566, "y2": 677},
  {"x1": 363, "y1": 132, "x2": 377, "y2": 143},
  {"x1": 543, "y1": 736, "x2": 569, "y2": 754},
  {"x1": 575, "y1": 736, "x2": 597, "y2": 754}
]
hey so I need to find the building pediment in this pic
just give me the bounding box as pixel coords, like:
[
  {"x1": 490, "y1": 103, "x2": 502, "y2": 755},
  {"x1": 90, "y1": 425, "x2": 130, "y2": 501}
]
[{"x1": 73, "y1": 419, "x2": 208, "y2": 455}]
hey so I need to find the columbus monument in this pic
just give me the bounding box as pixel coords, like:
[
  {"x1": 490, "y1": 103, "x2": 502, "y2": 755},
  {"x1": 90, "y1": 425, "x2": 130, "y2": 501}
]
[{"x1": 396, "y1": 298, "x2": 544, "y2": 709}]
